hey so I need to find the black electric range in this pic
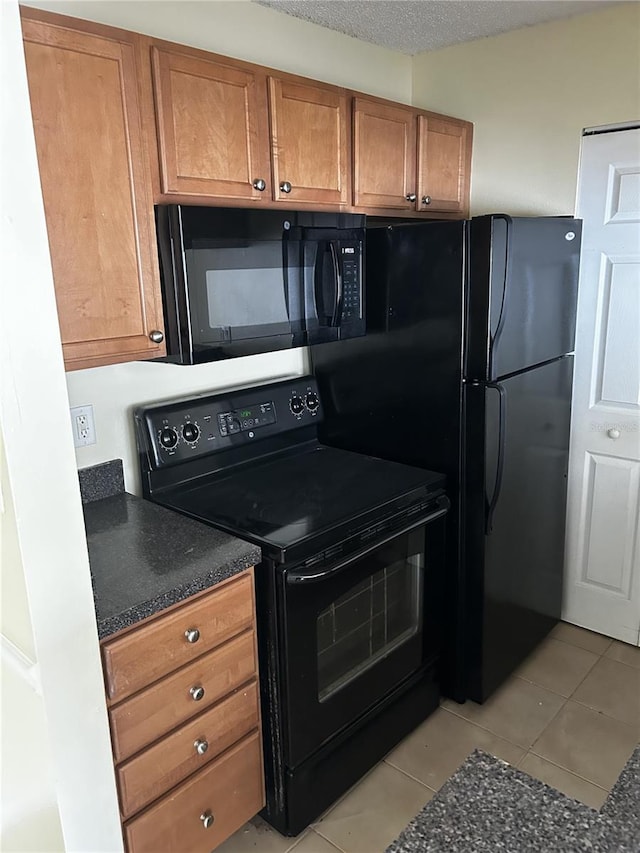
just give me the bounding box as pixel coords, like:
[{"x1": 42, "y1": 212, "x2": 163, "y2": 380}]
[{"x1": 135, "y1": 376, "x2": 449, "y2": 835}]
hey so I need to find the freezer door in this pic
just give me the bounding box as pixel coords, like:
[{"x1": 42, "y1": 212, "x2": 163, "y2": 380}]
[
  {"x1": 467, "y1": 216, "x2": 582, "y2": 382},
  {"x1": 465, "y1": 356, "x2": 574, "y2": 702}
]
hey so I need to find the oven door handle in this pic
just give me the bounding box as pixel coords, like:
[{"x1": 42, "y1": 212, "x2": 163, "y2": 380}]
[{"x1": 285, "y1": 496, "x2": 450, "y2": 585}]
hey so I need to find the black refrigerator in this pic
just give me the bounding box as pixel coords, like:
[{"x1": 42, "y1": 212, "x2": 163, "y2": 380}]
[{"x1": 310, "y1": 214, "x2": 582, "y2": 704}]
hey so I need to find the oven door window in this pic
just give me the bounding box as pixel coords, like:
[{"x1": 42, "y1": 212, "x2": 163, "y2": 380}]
[
  {"x1": 317, "y1": 557, "x2": 422, "y2": 702},
  {"x1": 281, "y1": 518, "x2": 443, "y2": 769}
]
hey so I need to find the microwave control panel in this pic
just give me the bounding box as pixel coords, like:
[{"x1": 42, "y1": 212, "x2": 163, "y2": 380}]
[
  {"x1": 136, "y1": 377, "x2": 323, "y2": 468},
  {"x1": 340, "y1": 247, "x2": 361, "y2": 322}
]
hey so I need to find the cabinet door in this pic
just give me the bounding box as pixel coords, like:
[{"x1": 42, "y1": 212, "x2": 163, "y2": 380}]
[
  {"x1": 21, "y1": 12, "x2": 165, "y2": 370},
  {"x1": 151, "y1": 46, "x2": 271, "y2": 200},
  {"x1": 353, "y1": 98, "x2": 417, "y2": 211},
  {"x1": 417, "y1": 115, "x2": 472, "y2": 215},
  {"x1": 268, "y1": 77, "x2": 349, "y2": 206}
]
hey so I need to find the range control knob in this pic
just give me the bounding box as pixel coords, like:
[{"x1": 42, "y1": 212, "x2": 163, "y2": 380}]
[
  {"x1": 159, "y1": 427, "x2": 178, "y2": 450},
  {"x1": 305, "y1": 391, "x2": 319, "y2": 412},
  {"x1": 182, "y1": 422, "x2": 200, "y2": 444},
  {"x1": 290, "y1": 394, "x2": 304, "y2": 416}
]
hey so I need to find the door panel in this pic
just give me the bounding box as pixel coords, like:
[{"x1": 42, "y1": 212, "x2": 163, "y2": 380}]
[
  {"x1": 564, "y1": 127, "x2": 640, "y2": 644},
  {"x1": 268, "y1": 78, "x2": 349, "y2": 206},
  {"x1": 353, "y1": 98, "x2": 417, "y2": 211},
  {"x1": 417, "y1": 115, "x2": 471, "y2": 215},
  {"x1": 152, "y1": 46, "x2": 271, "y2": 200},
  {"x1": 22, "y1": 14, "x2": 165, "y2": 370},
  {"x1": 487, "y1": 216, "x2": 582, "y2": 379},
  {"x1": 470, "y1": 358, "x2": 573, "y2": 701}
]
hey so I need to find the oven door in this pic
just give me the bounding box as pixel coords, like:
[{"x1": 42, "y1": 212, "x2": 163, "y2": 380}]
[{"x1": 279, "y1": 499, "x2": 447, "y2": 768}]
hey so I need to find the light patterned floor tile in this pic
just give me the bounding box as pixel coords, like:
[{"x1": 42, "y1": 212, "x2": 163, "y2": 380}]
[
  {"x1": 605, "y1": 639, "x2": 640, "y2": 670},
  {"x1": 515, "y1": 637, "x2": 599, "y2": 697},
  {"x1": 519, "y1": 752, "x2": 608, "y2": 809},
  {"x1": 550, "y1": 622, "x2": 612, "y2": 655},
  {"x1": 315, "y1": 762, "x2": 433, "y2": 853},
  {"x1": 215, "y1": 815, "x2": 298, "y2": 853},
  {"x1": 441, "y1": 676, "x2": 565, "y2": 748},
  {"x1": 571, "y1": 656, "x2": 640, "y2": 730},
  {"x1": 531, "y1": 700, "x2": 639, "y2": 790},
  {"x1": 385, "y1": 706, "x2": 524, "y2": 790},
  {"x1": 290, "y1": 830, "x2": 343, "y2": 852}
]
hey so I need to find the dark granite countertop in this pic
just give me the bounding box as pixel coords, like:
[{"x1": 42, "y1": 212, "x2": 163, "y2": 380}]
[{"x1": 80, "y1": 461, "x2": 261, "y2": 639}]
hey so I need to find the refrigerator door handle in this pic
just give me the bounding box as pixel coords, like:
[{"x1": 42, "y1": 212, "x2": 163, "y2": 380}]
[
  {"x1": 485, "y1": 382, "x2": 506, "y2": 535},
  {"x1": 488, "y1": 214, "x2": 513, "y2": 380}
]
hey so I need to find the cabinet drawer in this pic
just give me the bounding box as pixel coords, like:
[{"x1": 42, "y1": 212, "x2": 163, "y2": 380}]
[
  {"x1": 124, "y1": 729, "x2": 264, "y2": 853},
  {"x1": 118, "y1": 679, "x2": 259, "y2": 819},
  {"x1": 103, "y1": 573, "x2": 253, "y2": 702},
  {"x1": 110, "y1": 629, "x2": 256, "y2": 761}
]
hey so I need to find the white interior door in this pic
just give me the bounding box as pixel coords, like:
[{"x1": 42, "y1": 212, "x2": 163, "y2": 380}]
[{"x1": 563, "y1": 126, "x2": 640, "y2": 645}]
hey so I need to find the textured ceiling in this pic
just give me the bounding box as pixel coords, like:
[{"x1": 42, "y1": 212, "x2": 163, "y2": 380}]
[{"x1": 254, "y1": 0, "x2": 617, "y2": 54}]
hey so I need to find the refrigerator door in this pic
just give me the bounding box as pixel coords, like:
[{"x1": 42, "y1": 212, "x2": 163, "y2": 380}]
[
  {"x1": 464, "y1": 355, "x2": 574, "y2": 702},
  {"x1": 466, "y1": 216, "x2": 582, "y2": 382}
]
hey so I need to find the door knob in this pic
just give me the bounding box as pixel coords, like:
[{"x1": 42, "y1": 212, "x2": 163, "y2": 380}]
[
  {"x1": 149, "y1": 330, "x2": 164, "y2": 343},
  {"x1": 607, "y1": 428, "x2": 621, "y2": 439},
  {"x1": 190, "y1": 685, "x2": 205, "y2": 701},
  {"x1": 194, "y1": 738, "x2": 209, "y2": 755},
  {"x1": 405, "y1": 193, "x2": 417, "y2": 202},
  {"x1": 200, "y1": 811, "x2": 214, "y2": 829},
  {"x1": 252, "y1": 178, "x2": 266, "y2": 191},
  {"x1": 422, "y1": 195, "x2": 432, "y2": 205},
  {"x1": 280, "y1": 181, "x2": 292, "y2": 193},
  {"x1": 184, "y1": 628, "x2": 200, "y2": 643}
]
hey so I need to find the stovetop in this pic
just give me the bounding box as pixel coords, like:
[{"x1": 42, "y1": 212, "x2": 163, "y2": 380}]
[{"x1": 136, "y1": 377, "x2": 446, "y2": 564}]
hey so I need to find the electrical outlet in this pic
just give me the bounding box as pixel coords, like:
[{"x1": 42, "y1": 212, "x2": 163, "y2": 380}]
[{"x1": 70, "y1": 405, "x2": 96, "y2": 448}]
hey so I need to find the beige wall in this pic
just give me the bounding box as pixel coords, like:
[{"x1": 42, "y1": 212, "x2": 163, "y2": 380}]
[
  {"x1": 413, "y1": 3, "x2": 640, "y2": 216},
  {"x1": 27, "y1": 0, "x2": 412, "y2": 102},
  {"x1": 24, "y1": 0, "x2": 413, "y2": 488}
]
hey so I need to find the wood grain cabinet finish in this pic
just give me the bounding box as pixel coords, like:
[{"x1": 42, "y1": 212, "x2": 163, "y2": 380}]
[
  {"x1": 124, "y1": 731, "x2": 264, "y2": 853},
  {"x1": 268, "y1": 77, "x2": 350, "y2": 206},
  {"x1": 418, "y1": 115, "x2": 472, "y2": 216},
  {"x1": 101, "y1": 570, "x2": 264, "y2": 853},
  {"x1": 151, "y1": 45, "x2": 272, "y2": 201},
  {"x1": 20, "y1": 9, "x2": 165, "y2": 371},
  {"x1": 109, "y1": 629, "x2": 257, "y2": 762},
  {"x1": 117, "y1": 679, "x2": 260, "y2": 818},
  {"x1": 352, "y1": 97, "x2": 418, "y2": 211},
  {"x1": 102, "y1": 570, "x2": 254, "y2": 703}
]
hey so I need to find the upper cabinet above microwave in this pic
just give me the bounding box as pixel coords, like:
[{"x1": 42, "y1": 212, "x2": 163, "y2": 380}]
[
  {"x1": 20, "y1": 7, "x2": 473, "y2": 372},
  {"x1": 148, "y1": 43, "x2": 351, "y2": 208}
]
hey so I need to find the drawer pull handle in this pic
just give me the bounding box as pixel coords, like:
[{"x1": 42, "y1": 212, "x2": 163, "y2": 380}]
[
  {"x1": 194, "y1": 738, "x2": 209, "y2": 755},
  {"x1": 200, "y1": 811, "x2": 215, "y2": 829},
  {"x1": 190, "y1": 685, "x2": 205, "y2": 701},
  {"x1": 185, "y1": 628, "x2": 200, "y2": 644}
]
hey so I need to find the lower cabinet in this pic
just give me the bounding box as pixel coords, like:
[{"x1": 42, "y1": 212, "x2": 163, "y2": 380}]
[{"x1": 101, "y1": 570, "x2": 264, "y2": 853}]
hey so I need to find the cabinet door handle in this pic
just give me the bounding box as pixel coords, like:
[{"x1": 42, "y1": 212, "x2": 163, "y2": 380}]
[
  {"x1": 149, "y1": 329, "x2": 164, "y2": 343},
  {"x1": 200, "y1": 811, "x2": 214, "y2": 829},
  {"x1": 422, "y1": 195, "x2": 432, "y2": 205},
  {"x1": 280, "y1": 181, "x2": 292, "y2": 193},
  {"x1": 405, "y1": 193, "x2": 417, "y2": 202},
  {"x1": 184, "y1": 628, "x2": 200, "y2": 643},
  {"x1": 194, "y1": 738, "x2": 209, "y2": 755},
  {"x1": 252, "y1": 178, "x2": 266, "y2": 191},
  {"x1": 190, "y1": 685, "x2": 205, "y2": 701}
]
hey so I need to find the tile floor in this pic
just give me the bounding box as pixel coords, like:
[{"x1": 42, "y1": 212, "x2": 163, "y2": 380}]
[{"x1": 218, "y1": 624, "x2": 640, "y2": 853}]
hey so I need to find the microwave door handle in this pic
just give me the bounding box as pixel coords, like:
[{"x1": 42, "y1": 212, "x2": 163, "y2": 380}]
[
  {"x1": 329, "y1": 241, "x2": 342, "y2": 327},
  {"x1": 314, "y1": 241, "x2": 329, "y2": 325}
]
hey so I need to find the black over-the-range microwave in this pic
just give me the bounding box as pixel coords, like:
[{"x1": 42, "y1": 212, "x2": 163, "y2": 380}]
[{"x1": 155, "y1": 205, "x2": 366, "y2": 364}]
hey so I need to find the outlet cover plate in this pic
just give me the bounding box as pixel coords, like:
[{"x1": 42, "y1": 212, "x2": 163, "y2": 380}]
[{"x1": 70, "y1": 405, "x2": 96, "y2": 448}]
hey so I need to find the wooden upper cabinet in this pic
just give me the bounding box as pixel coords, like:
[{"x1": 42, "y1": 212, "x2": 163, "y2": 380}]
[
  {"x1": 21, "y1": 10, "x2": 165, "y2": 370},
  {"x1": 151, "y1": 45, "x2": 272, "y2": 200},
  {"x1": 353, "y1": 98, "x2": 417, "y2": 212},
  {"x1": 417, "y1": 115, "x2": 472, "y2": 216},
  {"x1": 268, "y1": 77, "x2": 349, "y2": 206}
]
